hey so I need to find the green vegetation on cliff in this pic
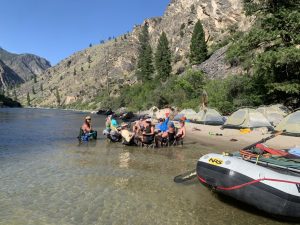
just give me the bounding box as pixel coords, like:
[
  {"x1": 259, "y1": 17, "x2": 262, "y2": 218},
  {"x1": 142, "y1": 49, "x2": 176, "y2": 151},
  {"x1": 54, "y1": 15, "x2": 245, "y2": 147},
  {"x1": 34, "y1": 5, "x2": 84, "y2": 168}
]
[
  {"x1": 226, "y1": 0, "x2": 300, "y2": 108},
  {"x1": 97, "y1": 1, "x2": 299, "y2": 114}
]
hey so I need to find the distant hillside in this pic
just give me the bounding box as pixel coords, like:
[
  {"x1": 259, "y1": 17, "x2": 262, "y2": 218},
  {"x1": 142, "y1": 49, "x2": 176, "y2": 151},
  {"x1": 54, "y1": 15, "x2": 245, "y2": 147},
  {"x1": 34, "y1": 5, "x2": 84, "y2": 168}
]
[
  {"x1": 0, "y1": 59, "x2": 24, "y2": 88},
  {"x1": 0, "y1": 47, "x2": 51, "y2": 81}
]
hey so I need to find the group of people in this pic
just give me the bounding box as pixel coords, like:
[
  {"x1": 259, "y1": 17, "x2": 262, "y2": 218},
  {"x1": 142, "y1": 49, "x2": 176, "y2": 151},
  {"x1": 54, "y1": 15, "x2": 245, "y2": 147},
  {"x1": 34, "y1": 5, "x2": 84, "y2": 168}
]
[{"x1": 100, "y1": 113, "x2": 186, "y2": 147}]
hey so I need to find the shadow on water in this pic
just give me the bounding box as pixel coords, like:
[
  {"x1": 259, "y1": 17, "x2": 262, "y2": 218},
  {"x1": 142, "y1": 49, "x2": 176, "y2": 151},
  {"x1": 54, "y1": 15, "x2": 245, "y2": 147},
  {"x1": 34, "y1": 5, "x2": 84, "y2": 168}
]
[{"x1": 215, "y1": 193, "x2": 299, "y2": 224}]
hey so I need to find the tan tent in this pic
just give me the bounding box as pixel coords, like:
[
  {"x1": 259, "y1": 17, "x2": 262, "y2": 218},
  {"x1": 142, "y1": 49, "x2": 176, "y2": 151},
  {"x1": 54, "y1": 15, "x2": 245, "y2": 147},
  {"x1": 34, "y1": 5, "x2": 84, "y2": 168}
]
[
  {"x1": 174, "y1": 109, "x2": 197, "y2": 121},
  {"x1": 223, "y1": 108, "x2": 273, "y2": 130},
  {"x1": 275, "y1": 110, "x2": 300, "y2": 137},
  {"x1": 189, "y1": 108, "x2": 225, "y2": 125},
  {"x1": 257, "y1": 106, "x2": 285, "y2": 126},
  {"x1": 269, "y1": 104, "x2": 289, "y2": 116}
]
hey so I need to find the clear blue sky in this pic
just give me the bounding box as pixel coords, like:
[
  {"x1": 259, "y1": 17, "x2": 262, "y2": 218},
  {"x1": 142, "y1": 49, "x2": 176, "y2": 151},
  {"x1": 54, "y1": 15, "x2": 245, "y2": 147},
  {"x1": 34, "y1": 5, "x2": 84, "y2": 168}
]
[{"x1": 0, "y1": 0, "x2": 170, "y2": 65}]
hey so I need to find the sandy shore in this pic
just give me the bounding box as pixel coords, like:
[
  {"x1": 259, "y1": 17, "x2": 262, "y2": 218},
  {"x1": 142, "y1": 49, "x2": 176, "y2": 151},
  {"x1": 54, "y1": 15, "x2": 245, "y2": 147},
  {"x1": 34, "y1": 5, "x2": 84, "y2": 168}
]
[{"x1": 183, "y1": 122, "x2": 300, "y2": 154}]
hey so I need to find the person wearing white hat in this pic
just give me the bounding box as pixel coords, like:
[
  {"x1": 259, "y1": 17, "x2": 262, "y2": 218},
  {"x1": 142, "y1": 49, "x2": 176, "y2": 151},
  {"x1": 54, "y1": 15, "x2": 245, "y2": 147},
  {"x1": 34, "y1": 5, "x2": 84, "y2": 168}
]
[
  {"x1": 82, "y1": 116, "x2": 92, "y2": 134},
  {"x1": 80, "y1": 116, "x2": 97, "y2": 141}
]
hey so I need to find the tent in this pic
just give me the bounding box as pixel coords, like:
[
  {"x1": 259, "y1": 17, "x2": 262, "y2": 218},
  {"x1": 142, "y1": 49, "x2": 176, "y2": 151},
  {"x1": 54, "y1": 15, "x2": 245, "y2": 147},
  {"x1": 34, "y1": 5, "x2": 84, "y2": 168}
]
[
  {"x1": 174, "y1": 109, "x2": 197, "y2": 121},
  {"x1": 223, "y1": 108, "x2": 273, "y2": 130},
  {"x1": 269, "y1": 104, "x2": 289, "y2": 116},
  {"x1": 155, "y1": 108, "x2": 177, "y2": 120},
  {"x1": 257, "y1": 106, "x2": 285, "y2": 126},
  {"x1": 275, "y1": 110, "x2": 300, "y2": 137},
  {"x1": 189, "y1": 108, "x2": 225, "y2": 125}
]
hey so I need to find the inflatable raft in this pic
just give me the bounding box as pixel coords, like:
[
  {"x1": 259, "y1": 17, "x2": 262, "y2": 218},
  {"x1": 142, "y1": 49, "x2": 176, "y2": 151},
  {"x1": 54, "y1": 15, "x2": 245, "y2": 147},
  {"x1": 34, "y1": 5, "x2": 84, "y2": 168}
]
[{"x1": 197, "y1": 153, "x2": 300, "y2": 218}]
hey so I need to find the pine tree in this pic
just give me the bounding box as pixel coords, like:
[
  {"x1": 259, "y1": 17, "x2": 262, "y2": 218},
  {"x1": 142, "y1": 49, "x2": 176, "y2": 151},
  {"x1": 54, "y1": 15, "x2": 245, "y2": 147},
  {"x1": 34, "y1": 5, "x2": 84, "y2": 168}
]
[
  {"x1": 55, "y1": 87, "x2": 61, "y2": 105},
  {"x1": 87, "y1": 55, "x2": 92, "y2": 63},
  {"x1": 27, "y1": 92, "x2": 30, "y2": 106},
  {"x1": 32, "y1": 86, "x2": 35, "y2": 94},
  {"x1": 13, "y1": 89, "x2": 17, "y2": 101},
  {"x1": 40, "y1": 83, "x2": 43, "y2": 92},
  {"x1": 155, "y1": 32, "x2": 172, "y2": 82},
  {"x1": 189, "y1": 20, "x2": 207, "y2": 65},
  {"x1": 33, "y1": 74, "x2": 37, "y2": 83},
  {"x1": 136, "y1": 24, "x2": 154, "y2": 82},
  {"x1": 227, "y1": 0, "x2": 300, "y2": 107}
]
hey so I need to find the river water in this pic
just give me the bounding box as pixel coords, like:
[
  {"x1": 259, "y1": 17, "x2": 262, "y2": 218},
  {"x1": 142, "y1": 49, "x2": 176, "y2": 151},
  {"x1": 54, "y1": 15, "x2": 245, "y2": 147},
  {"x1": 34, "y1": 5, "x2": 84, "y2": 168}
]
[{"x1": 0, "y1": 108, "x2": 297, "y2": 225}]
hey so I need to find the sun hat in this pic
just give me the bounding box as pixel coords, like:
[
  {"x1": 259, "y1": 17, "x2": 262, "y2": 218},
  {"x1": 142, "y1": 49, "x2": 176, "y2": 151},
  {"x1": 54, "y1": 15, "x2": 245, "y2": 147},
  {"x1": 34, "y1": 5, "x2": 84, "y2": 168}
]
[
  {"x1": 180, "y1": 116, "x2": 186, "y2": 121},
  {"x1": 169, "y1": 122, "x2": 175, "y2": 128}
]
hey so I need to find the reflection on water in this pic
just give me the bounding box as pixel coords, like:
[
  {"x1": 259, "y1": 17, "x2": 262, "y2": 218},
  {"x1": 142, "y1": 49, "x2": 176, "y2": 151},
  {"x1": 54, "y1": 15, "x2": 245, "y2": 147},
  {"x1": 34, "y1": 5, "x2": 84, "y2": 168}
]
[{"x1": 0, "y1": 108, "x2": 297, "y2": 225}]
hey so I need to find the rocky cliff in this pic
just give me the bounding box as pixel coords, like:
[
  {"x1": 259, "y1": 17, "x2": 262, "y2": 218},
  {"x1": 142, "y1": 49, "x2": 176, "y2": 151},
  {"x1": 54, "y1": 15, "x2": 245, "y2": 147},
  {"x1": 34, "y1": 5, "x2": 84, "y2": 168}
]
[
  {"x1": 0, "y1": 59, "x2": 24, "y2": 88},
  {"x1": 17, "y1": 0, "x2": 250, "y2": 108},
  {"x1": 0, "y1": 47, "x2": 51, "y2": 81}
]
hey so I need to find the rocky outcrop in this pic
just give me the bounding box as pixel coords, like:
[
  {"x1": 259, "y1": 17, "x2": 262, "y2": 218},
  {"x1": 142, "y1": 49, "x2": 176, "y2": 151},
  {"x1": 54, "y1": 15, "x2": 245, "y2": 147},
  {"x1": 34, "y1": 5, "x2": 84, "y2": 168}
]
[
  {"x1": 16, "y1": 0, "x2": 250, "y2": 108},
  {"x1": 194, "y1": 45, "x2": 243, "y2": 79},
  {"x1": 142, "y1": 0, "x2": 251, "y2": 73},
  {"x1": 0, "y1": 47, "x2": 51, "y2": 81},
  {"x1": 0, "y1": 59, "x2": 24, "y2": 88}
]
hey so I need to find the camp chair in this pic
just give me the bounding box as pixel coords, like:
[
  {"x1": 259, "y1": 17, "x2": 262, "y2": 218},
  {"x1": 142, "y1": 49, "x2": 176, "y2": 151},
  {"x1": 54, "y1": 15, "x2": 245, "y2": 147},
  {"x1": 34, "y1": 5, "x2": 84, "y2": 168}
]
[
  {"x1": 160, "y1": 132, "x2": 177, "y2": 147},
  {"x1": 170, "y1": 135, "x2": 184, "y2": 146},
  {"x1": 139, "y1": 133, "x2": 155, "y2": 149},
  {"x1": 77, "y1": 128, "x2": 85, "y2": 141},
  {"x1": 78, "y1": 128, "x2": 97, "y2": 142}
]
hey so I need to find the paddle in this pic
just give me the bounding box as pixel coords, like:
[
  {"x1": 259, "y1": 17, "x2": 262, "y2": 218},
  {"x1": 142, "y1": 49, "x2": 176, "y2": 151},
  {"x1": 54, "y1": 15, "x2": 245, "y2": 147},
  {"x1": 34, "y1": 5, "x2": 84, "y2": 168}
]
[
  {"x1": 173, "y1": 130, "x2": 285, "y2": 183},
  {"x1": 173, "y1": 169, "x2": 197, "y2": 183}
]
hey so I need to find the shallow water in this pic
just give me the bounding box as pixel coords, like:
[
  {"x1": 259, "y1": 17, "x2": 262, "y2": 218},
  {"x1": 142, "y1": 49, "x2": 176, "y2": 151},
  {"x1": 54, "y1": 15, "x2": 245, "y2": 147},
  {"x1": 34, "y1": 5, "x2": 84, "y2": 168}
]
[{"x1": 0, "y1": 108, "x2": 298, "y2": 225}]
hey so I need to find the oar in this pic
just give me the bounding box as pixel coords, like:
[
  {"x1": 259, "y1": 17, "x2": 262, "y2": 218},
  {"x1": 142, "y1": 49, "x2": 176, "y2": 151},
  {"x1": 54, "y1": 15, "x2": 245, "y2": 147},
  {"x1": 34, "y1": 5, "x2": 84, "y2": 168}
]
[
  {"x1": 173, "y1": 170, "x2": 197, "y2": 183},
  {"x1": 241, "y1": 130, "x2": 284, "y2": 151},
  {"x1": 173, "y1": 130, "x2": 285, "y2": 183}
]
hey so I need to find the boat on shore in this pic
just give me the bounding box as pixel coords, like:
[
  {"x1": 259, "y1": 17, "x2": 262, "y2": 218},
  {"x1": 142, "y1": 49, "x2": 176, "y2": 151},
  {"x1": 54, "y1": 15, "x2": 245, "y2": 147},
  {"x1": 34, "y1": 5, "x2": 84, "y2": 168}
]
[{"x1": 196, "y1": 153, "x2": 300, "y2": 218}]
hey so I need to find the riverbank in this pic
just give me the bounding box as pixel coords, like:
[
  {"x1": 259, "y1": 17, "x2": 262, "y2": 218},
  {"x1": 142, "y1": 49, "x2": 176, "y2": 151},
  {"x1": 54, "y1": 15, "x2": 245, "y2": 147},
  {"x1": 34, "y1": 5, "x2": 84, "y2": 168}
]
[{"x1": 183, "y1": 122, "x2": 300, "y2": 154}]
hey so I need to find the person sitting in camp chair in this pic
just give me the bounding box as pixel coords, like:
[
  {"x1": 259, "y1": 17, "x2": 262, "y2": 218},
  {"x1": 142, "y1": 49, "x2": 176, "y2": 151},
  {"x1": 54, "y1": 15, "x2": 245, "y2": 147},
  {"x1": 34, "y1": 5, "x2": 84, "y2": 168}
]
[
  {"x1": 174, "y1": 120, "x2": 186, "y2": 145},
  {"x1": 138, "y1": 119, "x2": 155, "y2": 147},
  {"x1": 120, "y1": 123, "x2": 136, "y2": 146},
  {"x1": 105, "y1": 115, "x2": 122, "y2": 142},
  {"x1": 79, "y1": 116, "x2": 97, "y2": 141},
  {"x1": 158, "y1": 122, "x2": 176, "y2": 147}
]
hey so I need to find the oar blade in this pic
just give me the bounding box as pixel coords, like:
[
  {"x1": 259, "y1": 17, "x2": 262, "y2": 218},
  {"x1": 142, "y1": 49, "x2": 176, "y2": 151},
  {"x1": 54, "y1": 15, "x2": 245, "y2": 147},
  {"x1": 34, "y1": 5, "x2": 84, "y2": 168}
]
[{"x1": 174, "y1": 170, "x2": 197, "y2": 183}]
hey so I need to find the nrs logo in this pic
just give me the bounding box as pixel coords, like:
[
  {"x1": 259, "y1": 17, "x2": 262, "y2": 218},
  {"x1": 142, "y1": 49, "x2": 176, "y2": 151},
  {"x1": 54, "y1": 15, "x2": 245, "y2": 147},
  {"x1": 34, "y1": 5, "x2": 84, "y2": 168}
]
[
  {"x1": 296, "y1": 184, "x2": 300, "y2": 193},
  {"x1": 208, "y1": 158, "x2": 224, "y2": 166}
]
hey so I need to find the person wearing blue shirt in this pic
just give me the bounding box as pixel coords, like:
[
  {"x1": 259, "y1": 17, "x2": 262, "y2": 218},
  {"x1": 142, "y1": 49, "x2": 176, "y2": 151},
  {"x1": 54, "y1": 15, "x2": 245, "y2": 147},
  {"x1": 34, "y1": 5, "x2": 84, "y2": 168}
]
[
  {"x1": 157, "y1": 116, "x2": 169, "y2": 132},
  {"x1": 155, "y1": 115, "x2": 170, "y2": 147}
]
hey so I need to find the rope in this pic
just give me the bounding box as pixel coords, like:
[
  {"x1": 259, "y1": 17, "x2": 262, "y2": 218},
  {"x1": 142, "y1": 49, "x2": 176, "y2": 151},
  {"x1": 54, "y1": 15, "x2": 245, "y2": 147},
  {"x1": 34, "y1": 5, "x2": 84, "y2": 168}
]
[{"x1": 198, "y1": 175, "x2": 300, "y2": 191}]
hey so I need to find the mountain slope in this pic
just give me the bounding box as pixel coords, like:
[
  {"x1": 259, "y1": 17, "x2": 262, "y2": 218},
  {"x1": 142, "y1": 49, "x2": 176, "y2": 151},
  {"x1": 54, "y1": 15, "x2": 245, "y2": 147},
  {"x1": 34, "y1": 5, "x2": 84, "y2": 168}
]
[
  {"x1": 0, "y1": 59, "x2": 24, "y2": 88},
  {"x1": 17, "y1": 0, "x2": 249, "y2": 108},
  {"x1": 0, "y1": 47, "x2": 51, "y2": 81}
]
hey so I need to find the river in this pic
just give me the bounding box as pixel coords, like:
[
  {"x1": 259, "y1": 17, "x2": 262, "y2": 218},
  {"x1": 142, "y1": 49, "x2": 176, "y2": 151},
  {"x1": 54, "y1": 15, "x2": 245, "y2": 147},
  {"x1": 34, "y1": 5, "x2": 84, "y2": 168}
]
[{"x1": 0, "y1": 108, "x2": 297, "y2": 225}]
